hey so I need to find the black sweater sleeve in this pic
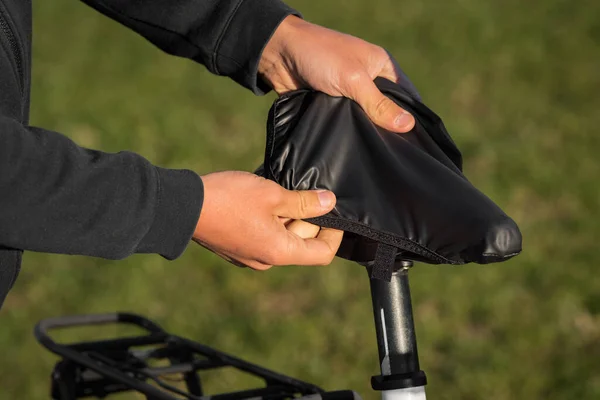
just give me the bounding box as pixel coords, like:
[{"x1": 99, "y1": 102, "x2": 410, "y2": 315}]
[
  {"x1": 1, "y1": 0, "x2": 296, "y2": 260},
  {"x1": 0, "y1": 115, "x2": 203, "y2": 260},
  {"x1": 80, "y1": 0, "x2": 300, "y2": 94}
]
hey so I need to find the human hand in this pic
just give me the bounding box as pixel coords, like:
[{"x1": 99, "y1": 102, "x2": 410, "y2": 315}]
[
  {"x1": 258, "y1": 15, "x2": 415, "y2": 133},
  {"x1": 193, "y1": 171, "x2": 343, "y2": 270}
]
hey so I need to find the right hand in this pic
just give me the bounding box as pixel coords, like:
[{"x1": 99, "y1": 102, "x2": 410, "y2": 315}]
[
  {"x1": 193, "y1": 171, "x2": 343, "y2": 270},
  {"x1": 259, "y1": 16, "x2": 416, "y2": 133}
]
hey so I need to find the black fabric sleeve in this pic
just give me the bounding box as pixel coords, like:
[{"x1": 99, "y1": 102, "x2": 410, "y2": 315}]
[
  {"x1": 80, "y1": 0, "x2": 300, "y2": 94},
  {"x1": 0, "y1": 115, "x2": 203, "y2": 260}
]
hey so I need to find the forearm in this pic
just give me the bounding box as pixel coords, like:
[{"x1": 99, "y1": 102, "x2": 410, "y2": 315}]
[
  {"x1": 80, "y1": 0, "x2": 300, "y2": 94},
  {"x1": 0, "y1": 116, "x2": 203, "y2": 259}
]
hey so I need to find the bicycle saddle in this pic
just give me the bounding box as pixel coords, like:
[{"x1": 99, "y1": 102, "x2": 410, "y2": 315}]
[{"x1": 258, "y1": 77, "x2": 522, "y2": 280}]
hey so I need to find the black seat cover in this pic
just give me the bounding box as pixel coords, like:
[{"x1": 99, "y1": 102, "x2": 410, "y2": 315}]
[{"x1": 259, "y1": 77, "x2": 522, "y2": 280}]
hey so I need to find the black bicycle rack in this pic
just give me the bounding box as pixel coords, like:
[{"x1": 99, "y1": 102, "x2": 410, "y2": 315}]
[
  {"x1": 35, "y1": 312, "x2": 360, "y2": 400},
  {"x1": 36, "y1": 263, "x2": 426, "y2": 399}
]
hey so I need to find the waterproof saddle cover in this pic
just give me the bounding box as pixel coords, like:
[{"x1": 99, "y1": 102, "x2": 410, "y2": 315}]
[{"x1": 259, "y1": 77, "x2": 522, "y2": 281}]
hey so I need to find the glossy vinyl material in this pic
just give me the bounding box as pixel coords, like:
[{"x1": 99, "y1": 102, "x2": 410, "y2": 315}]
[{"x1": 259, "y1": 77, "x2": 522, "y2": 275}]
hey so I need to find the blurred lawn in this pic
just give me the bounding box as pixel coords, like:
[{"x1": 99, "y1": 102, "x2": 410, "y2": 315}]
[{"x1": 1, "y1": 0, "x2": 599, "y2": 399}]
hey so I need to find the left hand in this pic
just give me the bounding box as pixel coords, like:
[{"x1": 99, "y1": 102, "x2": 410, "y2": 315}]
[
  {"x1": 258, "y1": 15, "x2": 416, "y2": 133},
  {"x1": 194, "y1": 171, "x2": 342, "y2": 270}
]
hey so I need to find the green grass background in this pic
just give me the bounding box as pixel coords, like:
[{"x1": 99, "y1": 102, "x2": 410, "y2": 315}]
[{"x1": 1, "y1": 0, "x2": 599, "y2": 399}]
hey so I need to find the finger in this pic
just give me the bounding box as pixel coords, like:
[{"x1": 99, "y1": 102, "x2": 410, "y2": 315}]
[
  {"x1": 193, "y1": 239, "x2": 272, "y2": 270},
  {"x1": 275, "y1": 188, "x2": 336, "y2": 219},
  {"x1": 381, "y1": 54, "x2": 422, "y2": 101},
  {"x1": 234, "y1": 257, "x2": 272, "y2": 271},
  {"x1": 379, "y1": 49, "x2": 403, "y2": 83},
  {"x1": 380, "y1": 60, "x2": 401, "y2": 83},
  {"x1": 286, "y1": 219, "x2": 321, "y2": 239},
  {"x1": 314, "y1": 227, "x2": 344, "y2": 256},
  {"x1": 279, "y1": 227, "x2": 344, "y2": 266},
  {"x1": 218, "y1": 252, "x2": 248, "y2": 269},
  {"x1": 351, "y1": 78, "x2": 415, "y2": 133},
  {"x1": 377, "y1": 53, "x2": 400, "y2": 83},
  {"x1": 223, "y1": 253, "x2": 273, "y2": 271}
]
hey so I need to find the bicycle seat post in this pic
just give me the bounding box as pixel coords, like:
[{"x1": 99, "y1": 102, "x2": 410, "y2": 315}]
[{"x1": 369, "y1": 261, "x2": 427, "y2": 400}]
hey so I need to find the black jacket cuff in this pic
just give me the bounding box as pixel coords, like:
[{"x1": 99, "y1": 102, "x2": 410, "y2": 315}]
[
  {"x1": 137, "y1": 167, "x2": 203, "y2": 260},
  {"x1": 213, "y1": 0, "x2": 300, "y2": 95}
]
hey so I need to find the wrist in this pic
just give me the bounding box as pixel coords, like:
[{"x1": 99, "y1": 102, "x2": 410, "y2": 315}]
[{"x1": 258, "y1": 15, "x2": 307, "y2": 93}]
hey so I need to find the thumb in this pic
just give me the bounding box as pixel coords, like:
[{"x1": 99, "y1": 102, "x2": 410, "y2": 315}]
[
  {"x1": 275, "y1": 189, "x2": 336, "y2": 219},
  {"x1": 353, "y1": 80, "x2": 415, "y2": 133}
]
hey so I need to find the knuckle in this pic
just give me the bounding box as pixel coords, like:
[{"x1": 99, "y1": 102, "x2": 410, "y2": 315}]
[
  {"x1": 270, "y1": 189, "x2": 286, "y2": 207},
  {"x1": 374, "y1": 45, "x2": 389, "y2": 60},
  {"x1": 321, "y1": 249, "x2": 336, "y2": 266},
  {"x1": 373, "y1": 96, "x2": 392, "y2": 117},
  {"x1": 328, "y1": 249, "x2": 337, "y2": 263},
  {"x1": 296, "y1": 191, "x2": 310, "y2": 215},
  {"x1": 316, "y1": 258, "x2": 328, "y2": 267},
  {"x1": 346, "y1": 70, "x2": 367, "y2": 87},
  {"x1": 340, "y1": 70, "x2": 371, "y2": 101}
]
